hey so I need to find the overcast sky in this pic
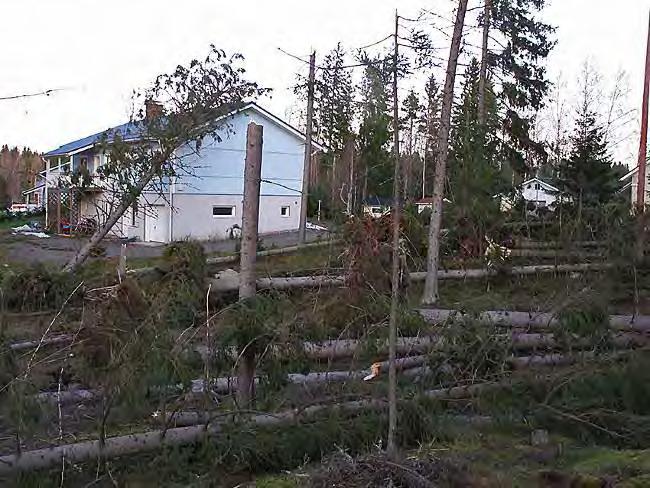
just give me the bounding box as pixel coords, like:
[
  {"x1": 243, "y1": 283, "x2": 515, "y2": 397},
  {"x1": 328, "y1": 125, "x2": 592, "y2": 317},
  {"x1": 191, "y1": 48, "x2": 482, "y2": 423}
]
[{"x1": 0, "y1": 0, "x2": 648, "y2": 164}]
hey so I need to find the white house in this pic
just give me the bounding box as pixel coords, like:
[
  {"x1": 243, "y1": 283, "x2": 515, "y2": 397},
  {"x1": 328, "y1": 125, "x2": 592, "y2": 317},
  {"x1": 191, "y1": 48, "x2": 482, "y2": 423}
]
[
  {"x1": 501, "y1": 177, "x2": 559, "y2": 211},
  {"x1": 619, "y1": 165, "x2": 648, "y2": 207},
  {"x1": 27, "y1": 103, "x2": 323, "y2": 242}
]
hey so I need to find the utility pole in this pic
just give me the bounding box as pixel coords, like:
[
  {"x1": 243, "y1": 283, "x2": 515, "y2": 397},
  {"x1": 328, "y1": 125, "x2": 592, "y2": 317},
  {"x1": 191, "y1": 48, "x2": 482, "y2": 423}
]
[
  {"x1": 238, "y1": 122, "x2": 263, "y2": 407},
  {"x1": 298, "y1": 51, "x2": 316, "y2": 245},
  {"x1": 387, "y1": 8, "x2": 401, "y2": 460},
  {"x1": 636, "y1": 12, "x2": 650, "y2": 262}
]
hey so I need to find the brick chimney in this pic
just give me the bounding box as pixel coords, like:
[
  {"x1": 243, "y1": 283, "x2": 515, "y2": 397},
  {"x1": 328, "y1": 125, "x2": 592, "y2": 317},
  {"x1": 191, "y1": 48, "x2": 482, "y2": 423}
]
[{"x1": 145, "y1": 99, "x2": 163, "y2": 120}]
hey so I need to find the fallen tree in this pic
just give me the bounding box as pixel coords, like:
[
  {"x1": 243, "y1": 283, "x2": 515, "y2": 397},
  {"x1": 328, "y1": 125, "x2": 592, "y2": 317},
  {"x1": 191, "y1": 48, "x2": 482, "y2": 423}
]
[
  {"x1": 417, "y1": 309, "x2": 650, "y2": 333},
  {"x1": 206, "y1": 263, "x2": 612, "y2": 293},
  {"x1": 0, "y1": 383, "x2": 507, "y2": 474},
  {"x1": 127, "y1": 239, "x2": 340, "y2": 277}
]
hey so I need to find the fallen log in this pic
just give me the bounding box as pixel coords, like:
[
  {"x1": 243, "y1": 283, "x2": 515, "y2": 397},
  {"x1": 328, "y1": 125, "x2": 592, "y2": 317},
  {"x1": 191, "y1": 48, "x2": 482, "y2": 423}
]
[
  {"x1": 509, "y1": 249, "x2": 603, "y2": 259},
  {"x1": 207, "y1": 263, "x2": 612, "y2": 293},
  {"x1": 0, "y1": 398, "x2": 385, "y2": 474},
  {"x1": 418, "y1": 309, "x2": 650, "y2": 333},
  {"x1": 9, "y1": 334, "x2": 74, "y2": 352},
  {"x1": 513, "y1": 238, "x2": 605, "y2": 249},
  {"x1": 206, "y1": 238, "x2": 340, "y2": 265},
  {"x1": 409, "y1": 262, "x2": 611, "y2": 282},
  {"x1": 127, "y1": 239, "x2": 340, "y2": 276}
]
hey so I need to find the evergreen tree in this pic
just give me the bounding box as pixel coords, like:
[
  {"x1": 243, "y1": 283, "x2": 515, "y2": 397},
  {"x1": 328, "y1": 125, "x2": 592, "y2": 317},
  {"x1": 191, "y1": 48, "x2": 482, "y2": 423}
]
[
  {"x1": 556, "y1": 101, "x2": 616, "y2": 210},
  {"x1": 417, "y1": 74, "x2": 441, "y2": 198},
  {"x1": 357, "y1": 55, "x2": 392, "y2": 199},
  {"x1": 401, "y1": 89, "x2": 423, "y2": 201},
  {"x1": 489, "y1": 0, "x2": 556, "y2": 175},
  {"x1": 447, "y1": 58, "x2": 504, "y2": 253}
]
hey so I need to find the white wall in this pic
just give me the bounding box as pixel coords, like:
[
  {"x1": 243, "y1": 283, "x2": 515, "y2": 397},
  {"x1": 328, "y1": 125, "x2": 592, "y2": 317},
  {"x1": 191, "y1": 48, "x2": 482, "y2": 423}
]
[
  {"x1": 521, "y1": 181, "x2": 557, "y2": 207},
  {"x1": 170, "y1": 193, "x2": 300, "y2": 241}
]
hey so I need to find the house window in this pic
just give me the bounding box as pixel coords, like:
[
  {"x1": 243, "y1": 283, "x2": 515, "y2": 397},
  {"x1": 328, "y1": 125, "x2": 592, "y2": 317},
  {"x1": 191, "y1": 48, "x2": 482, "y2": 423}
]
[
  {"x1": 535, "y1": 183, "x2": 541, "y2": 190},
  {"x1": 280, "y1": 206, "x2": 290, "y2": 217},
  {"x1": 213, "y1": 206, "x2": 235, "y2": 217},
  {"x1": 80, "y1": 157, "x2": 88, "y2": 171},
  {"x1": 371, "y1": 207, "x2": 382, "y2": 214}
]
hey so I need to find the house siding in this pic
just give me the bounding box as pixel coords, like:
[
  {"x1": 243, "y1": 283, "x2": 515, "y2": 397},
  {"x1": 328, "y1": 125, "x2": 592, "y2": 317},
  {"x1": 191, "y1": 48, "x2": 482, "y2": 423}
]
[{"x1": 170, "y1": 193, "x2": 300, "y2": 241}]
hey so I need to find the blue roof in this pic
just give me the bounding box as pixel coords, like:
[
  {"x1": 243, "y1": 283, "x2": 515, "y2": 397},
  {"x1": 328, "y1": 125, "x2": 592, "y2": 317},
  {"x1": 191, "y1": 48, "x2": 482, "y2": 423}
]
[{"x1": 44, "y1": 121, "x2": 146, "y2": 157}]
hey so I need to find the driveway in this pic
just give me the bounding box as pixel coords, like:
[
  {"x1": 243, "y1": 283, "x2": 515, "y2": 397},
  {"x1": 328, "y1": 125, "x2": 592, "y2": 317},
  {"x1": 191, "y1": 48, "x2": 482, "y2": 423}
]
[{"x1": 0, "y1": 228, "x2": 331, "y2": 267}]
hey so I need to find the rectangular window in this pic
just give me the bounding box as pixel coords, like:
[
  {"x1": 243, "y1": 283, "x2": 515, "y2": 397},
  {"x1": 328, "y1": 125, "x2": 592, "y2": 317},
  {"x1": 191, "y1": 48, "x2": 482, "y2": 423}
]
[
  {"x1": 131, "y1": 202, "x2": 138, "y2": 226},
  {"x1": 213, "y1": 206, "x2": 235, "y2": 217},
  {"x1": 80, "y1": 157, "x2": 88, "y2": 171},
  {"x1": 280, "y1": 206, "x2": 290, "y2": 217}
]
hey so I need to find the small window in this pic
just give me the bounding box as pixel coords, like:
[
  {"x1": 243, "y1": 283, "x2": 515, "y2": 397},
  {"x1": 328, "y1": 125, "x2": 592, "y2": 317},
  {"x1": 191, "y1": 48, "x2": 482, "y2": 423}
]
[
  {"x1": 213, "y1": 206, "x2": 235, "y2": 217},
  {"x1": 80, "y1": 157, "x2": 88, "y2": 171},
  {"x1": 371, "y1": 207, "x2": 382, "y2": 214},
  {"x1": 280, "y1": 206, "x2": 290, "y2": 217},
  {"x1": 535, "y1": 183, "x2": 541, "y2": 190}
]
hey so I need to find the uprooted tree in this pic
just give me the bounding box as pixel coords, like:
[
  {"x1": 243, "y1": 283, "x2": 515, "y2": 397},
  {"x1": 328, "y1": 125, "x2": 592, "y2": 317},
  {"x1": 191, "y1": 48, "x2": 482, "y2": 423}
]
[{"x1": 62, "y1": 46, "x2": 268, "y2": 273}]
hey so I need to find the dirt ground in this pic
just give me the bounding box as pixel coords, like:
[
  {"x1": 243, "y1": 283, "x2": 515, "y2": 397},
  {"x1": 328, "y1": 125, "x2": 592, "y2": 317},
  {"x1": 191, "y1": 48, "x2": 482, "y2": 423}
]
[{"x1": 0, "y1": 228, "x2": 330, "y2": 267}]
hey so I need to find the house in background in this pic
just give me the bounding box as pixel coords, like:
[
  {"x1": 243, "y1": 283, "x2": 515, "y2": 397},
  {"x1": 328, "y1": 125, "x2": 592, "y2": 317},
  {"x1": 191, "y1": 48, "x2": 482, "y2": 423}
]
[
  {"x1": 27, "y1": 102, "x2": 323, "y2": 242},
  {"x1": 362, "y1": 196, "x2": 392, "y2": 219},
  {"x1": 619, "y1": 166, "x2": 648, "y2": 207},
  {"x1": 500, "y1": 177, "x2": 559, "y2": 212}
]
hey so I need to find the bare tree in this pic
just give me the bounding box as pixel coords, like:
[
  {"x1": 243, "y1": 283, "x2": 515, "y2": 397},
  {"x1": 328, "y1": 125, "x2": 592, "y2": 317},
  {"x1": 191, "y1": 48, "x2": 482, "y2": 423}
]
[
  {"x1": 62, "y1": 47, "x2": 267, "y2": 273},
  {"x1": 478, "y1": 0, "x2": 491, "y2": 127},
  {"x1": 422, "y1": 0, "x2": 469, "y2": 306}
]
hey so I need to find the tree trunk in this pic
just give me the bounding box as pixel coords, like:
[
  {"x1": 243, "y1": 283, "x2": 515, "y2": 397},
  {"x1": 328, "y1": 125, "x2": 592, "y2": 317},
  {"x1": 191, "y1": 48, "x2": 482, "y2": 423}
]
[
  {"x1": 298, "y1": 51, "x2": 316, "y2": 244},
  {"x1": 422, "y1": 0, "x2": 469, "y2": 305},
  {"x1": 62, "y1": 160, "x2": 163, "y2": 273},
  {"x1": 478, "y1": 0, "x2": 491, "y2": 127},
  {"x1": 238, "y1": 123, "x2": 263, "y2": 408},
  {"x1": 387, "y1": 9, "x2": 401, "y2": 459}
]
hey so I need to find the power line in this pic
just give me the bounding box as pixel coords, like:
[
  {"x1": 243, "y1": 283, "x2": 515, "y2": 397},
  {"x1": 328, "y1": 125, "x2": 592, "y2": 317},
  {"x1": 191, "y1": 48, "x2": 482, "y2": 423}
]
[{"x1": 0, "y1": 88, "x2": 66, "y2": 101}]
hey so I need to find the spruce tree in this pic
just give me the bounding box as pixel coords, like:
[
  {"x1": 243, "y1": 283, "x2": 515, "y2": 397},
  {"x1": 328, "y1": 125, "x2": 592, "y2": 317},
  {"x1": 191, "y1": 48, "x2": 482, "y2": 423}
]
[
  {"x1": 557, "y1": 102, "x2": 616, "y2": 210},
  {"x1": 448, "y1": 58, "x2": 503, "y2": 252},
  {"x1": 489, "y1": 0, "x2": 556, "y2": 174},
  {"x1": 358, "y1": 55, "x2": 392, "y2": 199}
]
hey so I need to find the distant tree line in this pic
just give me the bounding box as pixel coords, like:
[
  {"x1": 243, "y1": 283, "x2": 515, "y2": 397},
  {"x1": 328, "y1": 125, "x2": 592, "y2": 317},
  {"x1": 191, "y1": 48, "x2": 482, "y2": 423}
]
[{"x1": 0, "y1": 145, "x2": 43, "y2": 208}]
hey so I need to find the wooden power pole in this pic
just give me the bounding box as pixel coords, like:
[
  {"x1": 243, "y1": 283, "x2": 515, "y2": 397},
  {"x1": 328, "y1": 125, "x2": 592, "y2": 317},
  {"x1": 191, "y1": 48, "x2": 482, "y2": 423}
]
[
  {"x1": 387, "y1": 8, "x2": 401, "y2": 459},
  {"x1": 636, "y1": 12, "x2": 650, "y2": 261},
  {"x1": 298, "y1": 51, "x2": 316, "y2": 245},
  {"x1": 238, "y1": 122, "x2": 263, "y2": 407}
]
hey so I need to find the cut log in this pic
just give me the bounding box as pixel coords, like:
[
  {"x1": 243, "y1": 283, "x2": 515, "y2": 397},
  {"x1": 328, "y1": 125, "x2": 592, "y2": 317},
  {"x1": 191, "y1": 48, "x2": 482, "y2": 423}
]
[
  {"x1": 206, "y1": 238, "x2": 340, "y2": 265},
  {"x1": 207, "y1": 263, "x2": 612, "y2": 293},
  {"x1": 509, "y1": 249, "x2": 603, "y2": 259},
  {"x1": 9, "y1": 334, "x2": 73, "y2": 352},
  {"x1": 513, "y1": 238, "x2": 605, "y2": 249},
  {"x1": 418, "y1": 309, "x2": 650, "y2": 333},
  {"x1": 0, "y1": 398, "x2": 384, "y2": 474},
  {"x1": 411, "y1": 263, "x2": 611, "y2": 282},
  {"x1": 127, "y1": 240, "x2": 341, "y2": 276}
]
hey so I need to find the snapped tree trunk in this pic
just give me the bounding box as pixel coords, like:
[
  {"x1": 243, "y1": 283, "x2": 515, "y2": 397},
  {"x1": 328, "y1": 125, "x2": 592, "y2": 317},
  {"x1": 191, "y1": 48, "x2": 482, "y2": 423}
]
[
  {"x1": 422, "y1": 0, "x2": 469, "y2": 305},
  {"x1": 238, "y1": 122, "x2": 263, "y2": 408}
]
